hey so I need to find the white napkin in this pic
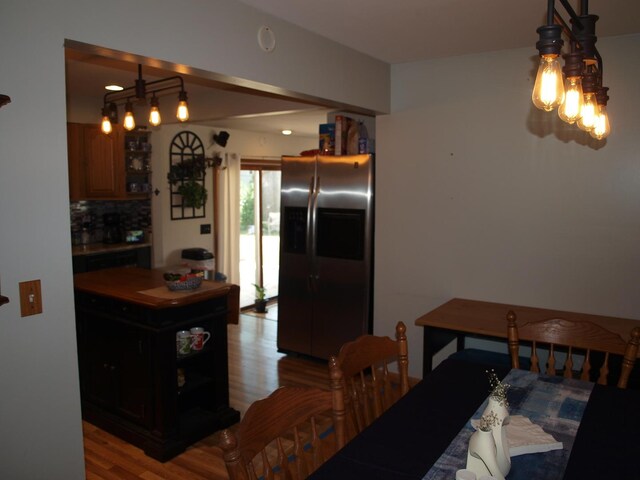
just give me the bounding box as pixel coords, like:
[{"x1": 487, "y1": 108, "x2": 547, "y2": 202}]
[
  {"x1": 505, "y1": 415, "x2": 563, "y2": 456},
  {"x1": 471, "y1": 415, "x2": 563, "y2": 457}
]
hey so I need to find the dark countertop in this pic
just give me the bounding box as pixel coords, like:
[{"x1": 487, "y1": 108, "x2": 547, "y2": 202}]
[
  {"x1": 72, "y1": 242, "x2": 152, "y2": 256},
  {"x1": 74, "y1": 267, "x2": 239, "y2": 322}
]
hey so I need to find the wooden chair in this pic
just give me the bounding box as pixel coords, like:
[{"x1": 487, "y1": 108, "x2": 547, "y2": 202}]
[
  {"x1": 329, "y1": 321, "x2": 409, "y2": 440},
  {"x1": 219, "y1": 380, "x2": 346, "y2": 480},
  {"x1": 507, "y1": 310, "x2": 640, "y2": 388}
]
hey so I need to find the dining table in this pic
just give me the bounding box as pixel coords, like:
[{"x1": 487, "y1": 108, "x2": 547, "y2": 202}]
[{"x1": 309, "y1": 356, "x2": 640, "y2": 479}]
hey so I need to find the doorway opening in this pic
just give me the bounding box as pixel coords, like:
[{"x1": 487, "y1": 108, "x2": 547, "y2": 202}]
[{"x1": 239, "y1": 158, "x2": 281, "y2": 310}]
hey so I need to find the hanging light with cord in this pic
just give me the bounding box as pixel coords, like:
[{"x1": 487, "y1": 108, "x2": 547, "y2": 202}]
[
  {"x1": 100, "y1": 64, "x2": 190, "y2": 134},
  {"x1": 531, "y1": 0, "x2": 611, "y2": 140}
]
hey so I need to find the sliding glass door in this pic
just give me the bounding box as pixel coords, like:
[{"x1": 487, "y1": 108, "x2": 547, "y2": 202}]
[{"x1": 239, "y1": 159, "x2": 281, "y2": 308}]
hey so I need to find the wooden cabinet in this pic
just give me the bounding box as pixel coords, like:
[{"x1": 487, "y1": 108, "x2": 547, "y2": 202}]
[
  {"x1": 74, "y1": 272, "x2": 240, "y2": 461},
  {"x1": 67, "y1": 123, "x2": 86, "y2": 200},
  {"x1": 79, "y1": 309, "x2": 152, "y2": 427},
  {"x1": 83, "y1": 124, "x2": 124, "y2": 198},
  {"x1": 67, "y1": 123, "x2": 151, "y2": 200}
]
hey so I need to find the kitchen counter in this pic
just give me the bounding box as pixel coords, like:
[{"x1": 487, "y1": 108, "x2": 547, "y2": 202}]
[
  {"x1": 72, "y1": 241, "x2": 152, "y2": 256},
  {"x1": 74, "y1": 267, "x2": 239, "y2": 322}
]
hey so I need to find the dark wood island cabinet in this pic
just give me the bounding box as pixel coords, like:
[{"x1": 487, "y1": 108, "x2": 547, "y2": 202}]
[{"x1": 74, "y1": 267, "x2": 240, "y2": 461}]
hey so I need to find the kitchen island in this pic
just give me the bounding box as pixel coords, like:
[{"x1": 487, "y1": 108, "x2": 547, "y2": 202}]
[{"x1": 74, "y1": 267, "x2": 240, "y2": 461}]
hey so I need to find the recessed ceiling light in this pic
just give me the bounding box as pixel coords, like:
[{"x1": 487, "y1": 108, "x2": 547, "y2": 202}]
[
  {"x1": 282, "y1": 129, "x2": 292, "y2": 135},
  {"x1": 105, "y1": 84, "x2": 123, "y2": 91}
]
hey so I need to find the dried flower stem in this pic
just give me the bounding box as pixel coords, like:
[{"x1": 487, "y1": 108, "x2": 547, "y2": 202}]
[
  {"x1": 486, "y1": 369, "x2": 510, "y2": 407},
  {"x1": 478, "y1": 411, "x2": 500, "y2": 431}
]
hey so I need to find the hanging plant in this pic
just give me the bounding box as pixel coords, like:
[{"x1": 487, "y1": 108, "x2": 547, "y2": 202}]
[
  {"x1": 167, "y1": 156, "x2": 210, "y2": 185},
  {"x1": 168, "y1": 155, "x2": 215, "y2": 210},
  {"x1": 177, "y1": 180, "x2": 208, "y2": 209}
]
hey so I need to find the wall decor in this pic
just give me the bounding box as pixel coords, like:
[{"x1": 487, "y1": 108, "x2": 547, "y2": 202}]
[
  {"x1": 0, "y1": 94, "x2": 11, "y2": 109},
  {"x1": 168, "y1": 131, "x2": 208, "y2": 220}
]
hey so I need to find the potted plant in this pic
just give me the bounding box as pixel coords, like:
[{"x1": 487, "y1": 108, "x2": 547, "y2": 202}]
[
  {"x1": 253, "y1": 283, "x2": 268, "y2": 313},
  {"x1": 167, "y1": 156, "x2": 212, "y2": 209},
  {"x1": 177, "y1": 180, "x2": 208, "y2": 209}
]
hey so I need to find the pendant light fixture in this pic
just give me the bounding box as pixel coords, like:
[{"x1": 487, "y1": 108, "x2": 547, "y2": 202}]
[
  {"x1": 149, "y1": 94, "x2": 161, "y2": 127},
  {"x1": 123, "y1": 100, "x2": 136, "y2": 131},
  {"x1": 100, "y1": 64, "x2": 189, "y2": 134},
  {"x1": 590, "y1": 86, "x2": 610, "y2": 140},
  {"x1": 176, "y1": 91, "x2": 189, "y2": 122},
  {"x1": 100, "y1": 106, "x2": 113, "y2": 134},
  {"x1": 557, "y1": 51, "x2": 584, "y2": 124},
  {"x1": 532, "y1": 0, "x2": 610, "y2": 140},
  {"x1": 531, "y1": 21, "x2": 564, "y2": 112},
  {"x1": 576, "y1": 69, "x2": 597, "y2": 132}
]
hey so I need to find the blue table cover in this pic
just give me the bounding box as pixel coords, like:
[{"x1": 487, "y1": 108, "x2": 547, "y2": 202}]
[{"x1": 423, "y1": 369, "x2": 594, "y2": 480}]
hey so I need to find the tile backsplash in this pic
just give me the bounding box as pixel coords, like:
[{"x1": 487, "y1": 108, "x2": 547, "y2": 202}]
[{"x1": 70, "y1": 200, "x2": 151, "y2": 245}]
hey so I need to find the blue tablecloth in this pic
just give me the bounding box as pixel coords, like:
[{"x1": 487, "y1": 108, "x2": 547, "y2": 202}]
[{"x1": 423, "y1": 369, "x2": 594, "y2": 480}]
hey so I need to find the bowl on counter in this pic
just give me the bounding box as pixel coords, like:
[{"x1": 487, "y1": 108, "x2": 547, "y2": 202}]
[{"x1": 163, "y1": 272, "x2": 203, "y2": 291}]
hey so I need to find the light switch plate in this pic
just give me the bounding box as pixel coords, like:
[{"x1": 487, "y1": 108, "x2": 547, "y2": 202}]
[{"x1": 19, "y1": 280, "x2": 42, "y2": 317}]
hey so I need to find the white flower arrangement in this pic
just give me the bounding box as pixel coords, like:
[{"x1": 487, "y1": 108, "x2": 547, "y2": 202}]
[
  {"x1": 478, "y1": 411, "x2": 500, "y2": 431},
  {"x1": 487, "y1": 369, "x2": 510, "y2": 408}
]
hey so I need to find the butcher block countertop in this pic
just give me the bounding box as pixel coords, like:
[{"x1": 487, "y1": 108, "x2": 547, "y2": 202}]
[{"x1": 74, "y1": 267, "x2": 239, "y2": 322}]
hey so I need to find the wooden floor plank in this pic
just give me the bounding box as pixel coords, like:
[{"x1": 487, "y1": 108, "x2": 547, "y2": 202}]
[
  {"x1": 108, "y1": 465, "x2": 143, "y2": 480},
  {"x1": 84, "y1": 311, "x2": 330, "y2": 479},
  {"x1": 139, "y1": 472, "x2": 169, "y2": 480},
  {"x1": 86, "y1": 471, "x2": 109, "y2": 480},
  {"x1": 83, "y1": 440, "x2": 115, "y2": 471}
]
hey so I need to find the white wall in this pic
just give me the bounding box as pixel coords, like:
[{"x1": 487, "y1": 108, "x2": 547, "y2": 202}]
[
  {"x1": 375, "y1": 34, "x2": 640, "y2": 378},
  {"x1": 150, "y1": 124, "x2": 316, "y2": 268},
  {"x1": 0, "y1": 0, "x2": 388, "y2": 477}
]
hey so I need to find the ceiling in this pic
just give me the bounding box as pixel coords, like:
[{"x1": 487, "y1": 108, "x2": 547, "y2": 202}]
[
  {"x1": 66, "y1": 0, "x2": 640, "y2": 138},
  {"x1": 235, "y1": 0, "x2": 640, "y2": 64}
]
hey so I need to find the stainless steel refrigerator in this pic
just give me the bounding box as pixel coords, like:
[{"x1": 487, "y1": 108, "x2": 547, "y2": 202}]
[{"x1": 277, "y1": 154, "x2": 374, "y2": 359}]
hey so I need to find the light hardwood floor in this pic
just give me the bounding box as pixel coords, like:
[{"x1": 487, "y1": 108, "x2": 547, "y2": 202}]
[{"x1": 83, "y1": 308, "x2": 330, "y2": 479}]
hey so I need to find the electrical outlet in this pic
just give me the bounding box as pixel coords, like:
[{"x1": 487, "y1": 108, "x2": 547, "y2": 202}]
[
  {"x1": 200, "y1": 224, "x2": 212, "y2": 234},
  {"x1": 19, "y1": 279, "x2": 43, "y2": 317}
]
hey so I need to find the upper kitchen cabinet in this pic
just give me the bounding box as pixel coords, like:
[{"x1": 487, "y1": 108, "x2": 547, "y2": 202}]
[
  {"x1": 67, "y1": 123, "x2": 152, "y2": 200},
  {"x1": 67, "y1": 122, "x2": 86, "y2": 200},
  {"x1": 84, "y1": 124, "x2": 124, "y2": 198}
]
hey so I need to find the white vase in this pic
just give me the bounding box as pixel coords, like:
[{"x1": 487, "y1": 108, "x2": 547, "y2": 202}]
[
  {"x1": 482, "y1": 396, "x2": 511, "y2": 477},
  {"x1": 466, "y1": 429, "x2": 505, "y2": 480}
]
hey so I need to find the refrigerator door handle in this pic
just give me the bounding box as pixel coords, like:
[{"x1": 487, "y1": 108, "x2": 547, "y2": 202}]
[
  {"x1": 306, "y1": 176, "x2": 315, "y2": 292},
  {"x1": 306, "y1": 175, "x2": 315, "y2": 253},
  {"x1": 310, "y1": 175, "x2": 320, "y2": 289}
]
